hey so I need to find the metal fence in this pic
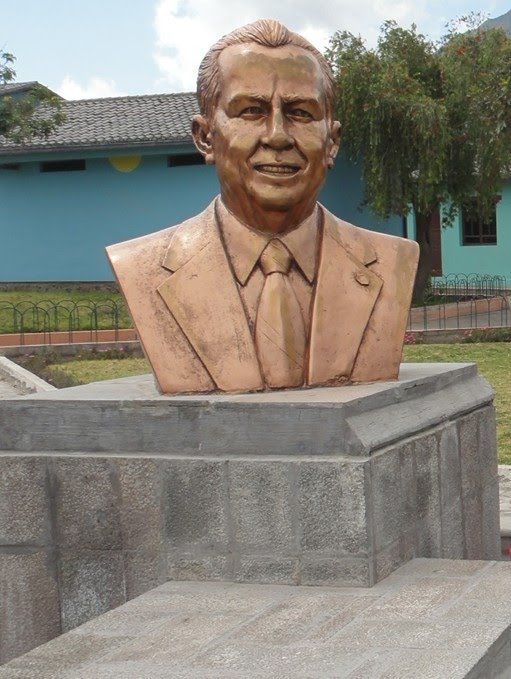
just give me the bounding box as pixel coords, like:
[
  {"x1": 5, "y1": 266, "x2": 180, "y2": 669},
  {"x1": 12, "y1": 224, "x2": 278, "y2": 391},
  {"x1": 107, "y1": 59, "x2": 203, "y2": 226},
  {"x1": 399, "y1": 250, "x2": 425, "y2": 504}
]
[
  {"x1": 408, "y1": 274, "x2": 510, "y2": 331},
  {"x1": 426, "y1": 273, "x2": 507, "y2": 299},
  {"x1": 1, "y1": 276, "x2": 509, "y2": 344},
  {"x1": 0, "y1": 299, "x2": 131, "y2": 345}
]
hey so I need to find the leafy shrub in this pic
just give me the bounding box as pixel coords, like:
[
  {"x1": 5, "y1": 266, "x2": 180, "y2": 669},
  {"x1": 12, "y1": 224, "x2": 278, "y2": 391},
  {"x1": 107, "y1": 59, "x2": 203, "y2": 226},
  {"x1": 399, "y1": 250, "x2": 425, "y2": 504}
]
[
  {"x1": 462, "y1": 328, "x2": 511, "y2": 343},
  {"x1": 74, "y1": 345, "x2": 141, "y2": 361},
  {"x1": 14, "y1": 352, "x2": 77, "y2": 387},
  {"x1": 403, "y1": 331, "x2": 423, "y2": 345}
]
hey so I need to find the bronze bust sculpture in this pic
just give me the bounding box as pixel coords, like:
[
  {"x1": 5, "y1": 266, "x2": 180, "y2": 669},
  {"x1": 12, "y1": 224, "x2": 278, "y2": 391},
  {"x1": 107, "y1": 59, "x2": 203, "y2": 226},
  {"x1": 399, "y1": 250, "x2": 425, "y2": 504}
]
[{"x1": 107, "y1": 19, "x2": 419, "y2": 394}]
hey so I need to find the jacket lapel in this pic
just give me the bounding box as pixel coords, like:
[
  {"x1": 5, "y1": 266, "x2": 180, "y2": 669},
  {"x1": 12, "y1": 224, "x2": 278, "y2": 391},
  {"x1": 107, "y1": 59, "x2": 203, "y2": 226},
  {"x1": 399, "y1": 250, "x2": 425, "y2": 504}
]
[
  {"x1": 308, "y1": 208, "x2": 383, "y2": 386},
  {"x1": 157, "y1": 204, "x2": 264, "y2": 392}
]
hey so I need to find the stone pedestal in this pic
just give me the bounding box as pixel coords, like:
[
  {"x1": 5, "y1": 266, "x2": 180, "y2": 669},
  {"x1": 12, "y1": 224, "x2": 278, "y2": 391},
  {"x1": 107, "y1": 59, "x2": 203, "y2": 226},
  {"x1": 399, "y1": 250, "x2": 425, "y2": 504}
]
[{"x1": 0, "y1": 363, "x2": 501, "y2": 663}]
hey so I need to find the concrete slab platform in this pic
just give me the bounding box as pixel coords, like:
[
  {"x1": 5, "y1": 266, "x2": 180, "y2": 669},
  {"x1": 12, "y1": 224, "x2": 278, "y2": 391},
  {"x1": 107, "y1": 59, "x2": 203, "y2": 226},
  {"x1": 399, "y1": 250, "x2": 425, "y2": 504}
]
[
  {"x1": 0, "y1": 356, "x2": 55, "y2": 398},
  {"x1": 1, "y1": 558, "x2": 510, "y2": 678},
  {"x1": 0, "y1": 363, "x2": 494, "y2": 456},
  {"x1": 0, "y1": 379, "x2": 24, "y2": 399}
]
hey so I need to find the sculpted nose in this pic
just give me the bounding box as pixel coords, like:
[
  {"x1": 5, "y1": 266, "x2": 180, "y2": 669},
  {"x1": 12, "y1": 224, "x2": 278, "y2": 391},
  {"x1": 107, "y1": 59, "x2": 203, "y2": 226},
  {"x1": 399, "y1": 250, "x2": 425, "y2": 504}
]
[{"x1": 262, "y1": 110, "x2": 293, "y2": 149}]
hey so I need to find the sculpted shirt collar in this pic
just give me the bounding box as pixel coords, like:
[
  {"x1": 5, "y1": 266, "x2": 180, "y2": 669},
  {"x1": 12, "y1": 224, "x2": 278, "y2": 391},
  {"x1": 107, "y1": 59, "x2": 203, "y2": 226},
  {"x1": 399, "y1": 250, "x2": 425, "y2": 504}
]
[{"x1": 216, "y1": 198, "x2": 318, "y2": 285}]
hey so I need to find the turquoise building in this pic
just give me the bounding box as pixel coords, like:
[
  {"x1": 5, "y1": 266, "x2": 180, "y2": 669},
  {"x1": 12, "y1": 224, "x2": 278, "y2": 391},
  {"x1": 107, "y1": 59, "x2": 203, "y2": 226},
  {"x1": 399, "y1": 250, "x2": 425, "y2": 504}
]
[
  {"x1": 406, "y1": 194, "x2": 511, "y2": 285},
  {"x1": 0, "y1": 86, "x2": 402, "y2": 282}
]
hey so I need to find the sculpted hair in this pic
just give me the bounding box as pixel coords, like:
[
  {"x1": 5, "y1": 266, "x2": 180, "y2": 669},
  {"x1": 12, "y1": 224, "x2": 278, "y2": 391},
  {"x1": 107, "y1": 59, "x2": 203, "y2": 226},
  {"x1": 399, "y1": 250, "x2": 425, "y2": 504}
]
[{"x1": 197, "y1": 19, "x2": 335, "y2": 117}]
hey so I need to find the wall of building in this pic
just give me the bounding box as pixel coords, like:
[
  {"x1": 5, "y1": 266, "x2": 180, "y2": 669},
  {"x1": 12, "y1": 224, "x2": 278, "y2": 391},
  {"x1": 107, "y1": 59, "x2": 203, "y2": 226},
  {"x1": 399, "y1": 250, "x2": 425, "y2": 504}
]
[
  {"x1": 440, "y1": 188, "x2": 511, "y2": 285},
  {"x1": 0, "y1": 148, "x2": 401, "y2": 281},
  {"x1": 0, "y1": 152, "x2": 217, "y2": 281},
  {"x1": 322, "y1": 157, "x2": 404, "y2": 237},
  {"x1": 407, "y1": 185, "x2": 511, "y2": 286}
]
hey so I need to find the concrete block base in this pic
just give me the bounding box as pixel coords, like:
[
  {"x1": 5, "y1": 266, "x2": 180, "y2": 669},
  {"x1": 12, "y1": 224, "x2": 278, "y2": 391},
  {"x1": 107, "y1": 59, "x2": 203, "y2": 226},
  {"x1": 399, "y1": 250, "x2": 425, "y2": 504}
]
[
  {"x1": 2, "y1": 558, "x2": 511, "y2": 678},
  {"x1": 0, "y1": 363, "x2": 501, "y2": 663}
]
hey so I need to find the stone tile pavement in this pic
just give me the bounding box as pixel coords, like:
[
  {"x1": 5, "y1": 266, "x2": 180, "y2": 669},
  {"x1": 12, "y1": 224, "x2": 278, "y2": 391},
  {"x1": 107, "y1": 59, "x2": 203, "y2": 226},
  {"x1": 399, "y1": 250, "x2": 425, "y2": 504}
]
[
  {"x1": 1, "y1": 558, "x2": 511, "y2": 678},
  {"x1": 499, "y1": 465, "x2": 511, "y2": 540}
]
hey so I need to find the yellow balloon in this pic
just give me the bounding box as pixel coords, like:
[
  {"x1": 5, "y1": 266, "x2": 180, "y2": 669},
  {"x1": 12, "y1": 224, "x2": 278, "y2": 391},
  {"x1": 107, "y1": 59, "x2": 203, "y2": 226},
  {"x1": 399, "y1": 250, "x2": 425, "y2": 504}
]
[{"x1": 109, "y1": 155, "x2": 142, "y2": 173}]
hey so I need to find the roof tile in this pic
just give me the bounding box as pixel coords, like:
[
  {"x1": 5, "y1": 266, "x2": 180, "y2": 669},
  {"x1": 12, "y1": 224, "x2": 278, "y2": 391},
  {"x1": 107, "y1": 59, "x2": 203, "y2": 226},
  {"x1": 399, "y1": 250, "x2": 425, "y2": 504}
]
[{"x1": 0, "y1": 91, "x2": 199, "y2": 154}]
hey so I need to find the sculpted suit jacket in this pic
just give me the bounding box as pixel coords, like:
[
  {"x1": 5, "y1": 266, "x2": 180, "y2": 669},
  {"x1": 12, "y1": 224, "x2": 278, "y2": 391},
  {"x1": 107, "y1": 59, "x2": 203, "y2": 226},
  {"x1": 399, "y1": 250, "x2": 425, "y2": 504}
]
[{"x1": 106, "y1": 199, "x2": 419, "y2": 394}]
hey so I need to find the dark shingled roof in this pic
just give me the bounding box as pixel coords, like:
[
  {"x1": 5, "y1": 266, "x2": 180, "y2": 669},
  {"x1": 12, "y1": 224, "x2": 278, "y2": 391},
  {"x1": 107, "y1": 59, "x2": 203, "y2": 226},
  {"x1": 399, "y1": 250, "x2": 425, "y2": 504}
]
[
  {"x1": 0, "y1": 90, "x2": 200, "y2": 155},
  {"x1": 0, "y1": 81, "x2": 39, "y2": 95}
]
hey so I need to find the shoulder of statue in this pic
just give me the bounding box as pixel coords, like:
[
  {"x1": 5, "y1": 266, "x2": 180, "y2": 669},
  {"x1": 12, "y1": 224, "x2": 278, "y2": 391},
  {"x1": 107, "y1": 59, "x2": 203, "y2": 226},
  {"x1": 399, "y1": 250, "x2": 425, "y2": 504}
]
[
  {"x1": 105, "y1": 199, "x2": 218, "y2": 274},
  {"x1": 320, "y1": 204, "x2": 419, "y2": 267},
  {"x1": 106, "y1": 225, "x2": 174, "y2": 264},
  {"x1": 162, "y1": 200, "x2": 218, "y2": 272}
]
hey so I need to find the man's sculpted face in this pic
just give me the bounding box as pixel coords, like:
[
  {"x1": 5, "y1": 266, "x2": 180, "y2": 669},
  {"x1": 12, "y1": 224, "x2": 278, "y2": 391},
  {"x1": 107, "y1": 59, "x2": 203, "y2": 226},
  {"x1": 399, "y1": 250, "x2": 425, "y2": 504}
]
[{"x1": 193, "y1": 43, "x2": 341, "y2": 233}]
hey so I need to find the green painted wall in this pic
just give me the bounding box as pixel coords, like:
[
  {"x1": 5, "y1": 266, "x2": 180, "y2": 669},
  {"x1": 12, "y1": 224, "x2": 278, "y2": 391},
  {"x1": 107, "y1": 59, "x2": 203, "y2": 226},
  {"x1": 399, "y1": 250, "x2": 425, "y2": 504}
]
[
  {"x1": 0, "y1": 147, "x2": 401, "y2": 282},
  {"x1": 440, "y1": 188, "x2": 511, "y2": 285},
  {"x1": 406, "y1": 186, "x2": 511, "y2": 286}
]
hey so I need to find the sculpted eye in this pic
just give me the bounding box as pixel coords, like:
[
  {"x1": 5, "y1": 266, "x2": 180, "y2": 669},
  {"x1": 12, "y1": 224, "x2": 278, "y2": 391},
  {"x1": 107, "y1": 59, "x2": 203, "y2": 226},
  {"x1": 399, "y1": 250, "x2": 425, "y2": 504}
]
[
  {"x1": 290, "y1": 108, "x2": 313, "y2": 120},
  {"x1": 240, "y1": 105, "x2": 264, "y2": 117}
]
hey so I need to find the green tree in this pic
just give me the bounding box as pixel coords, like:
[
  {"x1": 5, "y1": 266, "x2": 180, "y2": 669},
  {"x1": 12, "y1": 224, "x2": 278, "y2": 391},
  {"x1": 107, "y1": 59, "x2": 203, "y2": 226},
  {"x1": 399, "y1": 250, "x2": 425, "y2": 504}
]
[
  {"x1": 327, "y1": 17, "x2": 511, "y2": 301},
  {"x1": 0, "y1": 48, "x2": 64, "y2": 141}
]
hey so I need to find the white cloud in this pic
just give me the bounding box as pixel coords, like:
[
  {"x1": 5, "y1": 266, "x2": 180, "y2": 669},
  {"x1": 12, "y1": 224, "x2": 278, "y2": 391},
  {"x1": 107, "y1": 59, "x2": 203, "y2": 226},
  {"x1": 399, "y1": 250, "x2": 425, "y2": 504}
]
[
  {"x1": 57, "y1": 76, "x2": 126, "y2": 100},
  {"x1": 152, "y1": 0, "x2": 439, "y2": 92}
]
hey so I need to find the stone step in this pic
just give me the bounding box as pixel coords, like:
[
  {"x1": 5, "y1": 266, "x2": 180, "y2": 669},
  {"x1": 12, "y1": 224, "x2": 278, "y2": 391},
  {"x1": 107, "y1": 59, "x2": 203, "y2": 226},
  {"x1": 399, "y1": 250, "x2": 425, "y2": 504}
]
[{"x1": 2, "y1": 558, "x2": 511, "y2": 679}]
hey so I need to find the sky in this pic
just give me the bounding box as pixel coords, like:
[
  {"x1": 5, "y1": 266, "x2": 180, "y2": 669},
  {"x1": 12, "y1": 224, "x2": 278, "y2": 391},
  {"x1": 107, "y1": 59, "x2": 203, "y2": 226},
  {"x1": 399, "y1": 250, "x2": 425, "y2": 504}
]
[{"x1": 2, "y1": 0, "x2": 511, "y2": 100}]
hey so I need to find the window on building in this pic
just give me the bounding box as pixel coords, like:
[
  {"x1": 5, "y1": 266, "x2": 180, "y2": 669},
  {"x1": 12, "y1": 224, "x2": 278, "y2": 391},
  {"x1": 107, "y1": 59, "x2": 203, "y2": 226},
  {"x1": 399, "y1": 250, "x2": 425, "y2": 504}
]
[
  {"x1": 167, "y1": 153, "x2": 205, "y2": 167},
  {"x1": 461, "y1": 199, "x2": 499, "y2": 245},
  {"x1": 40, "y1": 160, "x2": 86, "y2": 173},
  {"x1": 0, "y1": 163, "x2": 20, "y2": 170}
]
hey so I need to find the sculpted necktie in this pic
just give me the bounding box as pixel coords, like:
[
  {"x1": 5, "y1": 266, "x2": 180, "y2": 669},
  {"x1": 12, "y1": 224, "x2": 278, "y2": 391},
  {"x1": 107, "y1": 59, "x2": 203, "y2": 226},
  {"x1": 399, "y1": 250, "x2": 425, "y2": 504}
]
[{"x1": 254, "y1": 238, "x2": 306, "y2": 388}]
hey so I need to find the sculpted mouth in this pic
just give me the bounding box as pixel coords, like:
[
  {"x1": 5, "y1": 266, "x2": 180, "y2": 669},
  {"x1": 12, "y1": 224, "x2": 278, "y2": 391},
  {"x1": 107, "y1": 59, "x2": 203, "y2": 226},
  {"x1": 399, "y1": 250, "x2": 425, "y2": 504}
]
[{"x1": 255, "y1": 164, "x2": 301, "y2": 176}]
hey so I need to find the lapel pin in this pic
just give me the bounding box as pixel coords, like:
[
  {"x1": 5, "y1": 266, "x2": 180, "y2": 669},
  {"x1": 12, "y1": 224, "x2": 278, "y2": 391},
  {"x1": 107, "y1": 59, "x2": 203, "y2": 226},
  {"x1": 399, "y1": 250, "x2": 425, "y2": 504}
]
[{"x1": 355, "y1": 271, "x2": 371, "y2": 286}]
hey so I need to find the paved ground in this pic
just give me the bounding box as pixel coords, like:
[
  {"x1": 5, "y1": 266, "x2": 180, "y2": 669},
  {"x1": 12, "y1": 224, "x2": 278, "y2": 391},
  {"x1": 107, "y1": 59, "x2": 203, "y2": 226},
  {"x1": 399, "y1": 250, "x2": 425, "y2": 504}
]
[
  {"x1": 2, "y1": 558, "x2": 510, "y2": 678},
  {"x1": 0, "y1": 377, "x2": 26, "y2": 399}
]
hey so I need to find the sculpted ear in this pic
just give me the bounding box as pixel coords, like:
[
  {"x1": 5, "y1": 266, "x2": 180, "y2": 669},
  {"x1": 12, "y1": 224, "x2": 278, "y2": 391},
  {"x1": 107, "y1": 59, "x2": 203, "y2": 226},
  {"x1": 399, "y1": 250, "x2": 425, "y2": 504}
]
[
  {"x1": 327, "y1": 121, "x2": 341, "y2": 169},
  {"x1": 192, "y1": 115, "x2": 215, "y2": 164}
]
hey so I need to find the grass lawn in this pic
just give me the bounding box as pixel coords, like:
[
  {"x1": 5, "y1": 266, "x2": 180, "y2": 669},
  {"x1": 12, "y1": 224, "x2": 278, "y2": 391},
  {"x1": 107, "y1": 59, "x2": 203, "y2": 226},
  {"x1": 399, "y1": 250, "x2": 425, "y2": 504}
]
[
  {"x1": 47, "y1": 357, "x2": 151, "y2": 385},
  {"x1": 403, "y1": 343, "x2": 511, "y2": 464},
  {"x1": 0, "y1": 290, "x2": 132, "y2": 333}
]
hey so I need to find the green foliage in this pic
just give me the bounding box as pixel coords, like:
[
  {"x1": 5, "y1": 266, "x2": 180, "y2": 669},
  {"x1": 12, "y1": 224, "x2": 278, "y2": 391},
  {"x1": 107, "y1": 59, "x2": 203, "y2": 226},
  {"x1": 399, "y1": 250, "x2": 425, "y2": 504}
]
[
  {"x1": 326, "y1": 15, "x2": 511, "y2": 224},
  {"x1": 0, "y1": 50, "x2": 15, "y2": 84},
  {"x1": 462, "y1": 327, "x2": 511, "y2": 342},
  {"x1": 0, "y1": 48, "x2": 64, "y2": 141},
  {"x1": 403, "y1": 330, "x2": 423, "y2": 344},
  {"x1": 71, "y1": 346, "x2": 143, "y2": 361},
  {"x1": 15, "y1": 352, "x2": 76, "y2": 388}
]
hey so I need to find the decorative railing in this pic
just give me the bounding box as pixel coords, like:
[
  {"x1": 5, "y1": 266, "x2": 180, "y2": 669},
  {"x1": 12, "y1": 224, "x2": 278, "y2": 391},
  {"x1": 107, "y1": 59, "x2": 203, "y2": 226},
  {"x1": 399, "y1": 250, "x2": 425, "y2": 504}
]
[
  {"x1": 0, "y1": 299, "x2": 133, "y2": 345},
  {"x1": 426, "y1": 273, "x2": 507, "y2": 301},
  {"x1": 1, "y1": 278, "x2": 509, "y2": 343},
  {"x1": 409, "y1": 274, "x2": 510, "y2": 331}
]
